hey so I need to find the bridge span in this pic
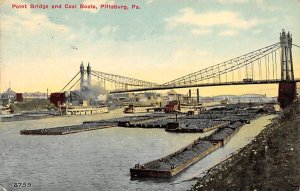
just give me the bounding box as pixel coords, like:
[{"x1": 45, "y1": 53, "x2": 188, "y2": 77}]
[
  {"x1": 58, "y1": 29, "x2": 299, "y2": 108},
  {"x1": 110, "y1": 79, "x2": 300, "y2": 93}
]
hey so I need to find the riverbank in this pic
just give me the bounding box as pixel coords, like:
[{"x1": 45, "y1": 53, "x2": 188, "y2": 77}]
[{"x1": 190, "y1": 100, "x2": 300, "y2": 191}]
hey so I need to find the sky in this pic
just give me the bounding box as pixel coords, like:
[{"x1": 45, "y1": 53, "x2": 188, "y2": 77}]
[{"x1": 1, "y1": 0, "x2": 300, "y2": 96}]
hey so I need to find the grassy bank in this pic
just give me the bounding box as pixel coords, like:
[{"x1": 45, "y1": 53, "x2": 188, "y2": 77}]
[{"x1": 191, "y1": 101, "x2": 300, "y2": 191}]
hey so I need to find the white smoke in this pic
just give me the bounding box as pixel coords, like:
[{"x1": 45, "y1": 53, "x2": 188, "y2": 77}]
[
  {"x1": 98, "y1": 94, "x2": 107, "y2": 101},
  {"x1": 73, "y1": 81, "x2": 107, "y2": 102}
]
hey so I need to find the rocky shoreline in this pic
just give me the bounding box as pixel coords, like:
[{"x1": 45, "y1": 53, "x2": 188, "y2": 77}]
[{"x1": 190, "y1": 100, "x2": 300, "y2": 191}]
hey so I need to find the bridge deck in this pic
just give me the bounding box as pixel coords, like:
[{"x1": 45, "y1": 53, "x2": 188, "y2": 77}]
[{"x1": 110, "y1": 79, "x2": 300, "y2": 94}]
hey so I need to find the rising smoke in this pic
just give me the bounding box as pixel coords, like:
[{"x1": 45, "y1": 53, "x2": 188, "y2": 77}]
[{"x1": 73, "y1": 81, "x2": 107, "y2": 102}]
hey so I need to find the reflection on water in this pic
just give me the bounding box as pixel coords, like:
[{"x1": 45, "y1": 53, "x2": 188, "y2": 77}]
[{"x1": 0, "y1": 109, "x2": 275, "y2": 191}]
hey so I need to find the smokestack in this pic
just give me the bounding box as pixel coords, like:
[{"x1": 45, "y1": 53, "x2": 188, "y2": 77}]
[
  {"x1": 80, "y1": 62, "x2": 85, "y2": 91},
  {"x1": 87, "y1": 62, "x2": 91, "y2": 87}
]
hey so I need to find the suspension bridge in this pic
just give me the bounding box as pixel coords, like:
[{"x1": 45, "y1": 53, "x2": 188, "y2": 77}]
[{"x1": 59, "y1": 30, "x2": 300, "y2": 108}]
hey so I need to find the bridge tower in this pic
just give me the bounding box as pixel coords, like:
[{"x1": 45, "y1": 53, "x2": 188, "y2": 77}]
[
  {"x1": 80, "y1": 62, "x2": 85, "y2": 91},
  {"x1": 278, "y1": 29, "x2": 296, "y2": 108},
  {"x1": 87, "y1": 62, "x2": 91, "y2": 87}
]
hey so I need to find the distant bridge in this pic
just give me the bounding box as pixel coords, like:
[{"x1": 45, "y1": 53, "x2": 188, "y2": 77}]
[{"x1": 60, "y1": 30, "x2": 299, "y2": 108}]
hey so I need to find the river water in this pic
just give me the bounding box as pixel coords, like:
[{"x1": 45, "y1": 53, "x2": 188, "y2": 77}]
[{"x1": 0, "y1": 109, "x2": 275, "y2": 191}]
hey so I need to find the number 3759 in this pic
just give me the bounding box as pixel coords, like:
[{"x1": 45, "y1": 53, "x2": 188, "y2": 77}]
[{"x1": 13, "y1": 183, "x2": 31, "y2": 187}]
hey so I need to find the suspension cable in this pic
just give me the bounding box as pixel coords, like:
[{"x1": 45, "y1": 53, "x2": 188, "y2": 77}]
[
  {"x1": 259, "y1": 58, "x2": 262, "y2": 80},
  {"x1": 267, "y1": 54, "x2": 270, "y2": 80},
  {"x1": 163, "y1": 42, "x2": 280, "y2": 85},
  {"x1": 275, "y1": 50, "x2": 278, "y2": 79},
  {"x1": 66, "y1": 71, "x2": 86, "y2": 92},
  {"x1": 272, "y1": 51, "x2": 275, "y2": 79},
  {"x1": 265, "y1": 56, "x2": 268, "y2": 80},
  {"x1": 293, "y1": 44, "x2": 300, "y2": 48},
  {"x1": 60, "y1": 71, "x2": 80, "y2": 92}
]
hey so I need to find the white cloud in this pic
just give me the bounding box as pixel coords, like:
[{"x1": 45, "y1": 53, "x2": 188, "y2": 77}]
[
  {"x1": 255, "y1": 0, "x2": 264, "y2": 5},
  {"x1": 146, "y1": 0, "x2": 154, "y2": 4},
  {"x1": 255, "y1": 0, "x2": 281, "y2": 11},
  {"x1": 2, "y1": 9, "x2": 70, "y2": 34},
  {"x1": 217, "y1": 0, "x2": 249, "y2": 4},
  {"x1": 217, "y1": 0, "x2": 281, "y2": 11},
  {"x1": 191, "y1": 29, "x2": 211, "y2": 36},
  {"x1": 217, "y1": 0, "x2": 264, "y2": 4},
  {"x1": 252, "y1": 29, "x2": 262, "y2": 34},
  {"x1": 218, "y1": 30, "x2": 238, "y2": 36},
  {"x1": 166, "y1": 8, "x2": 259, "y2": 30},
  {"x1": 100, "y1": 25, "x2": 119, "y2": 35}
]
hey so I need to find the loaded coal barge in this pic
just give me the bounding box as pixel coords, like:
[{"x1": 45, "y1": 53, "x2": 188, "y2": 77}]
[{"x1": 130, "y1": 121, "x2": 245, "y2": 178}]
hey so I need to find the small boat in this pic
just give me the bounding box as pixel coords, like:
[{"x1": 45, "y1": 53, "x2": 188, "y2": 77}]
[{"x1": 63, "y1": 105, "x2": 109, "y2": 115}]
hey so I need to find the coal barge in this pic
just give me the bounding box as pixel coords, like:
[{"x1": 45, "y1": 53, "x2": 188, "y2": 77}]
[
  {"x1": 130, "y1": 121, "x2": 244, "y2": 178},
  {"x1": 130, "y1": 140, "x2": 221, "y2": 178},
  {"x1": 1, "y1": 111, "x2": 62, "y2": 122},
  {"x1": 20, "y1": 119, "x2": 118, "y2": 135},
  {"x1": 165, "y1": 119, "x2": 230, "y2": 133}
]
